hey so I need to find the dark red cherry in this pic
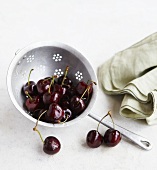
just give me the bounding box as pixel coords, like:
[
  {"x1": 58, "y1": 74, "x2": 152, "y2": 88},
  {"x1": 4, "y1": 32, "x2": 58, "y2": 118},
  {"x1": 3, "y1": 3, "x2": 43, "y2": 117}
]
[
  {"x1": 43, "y1": 92, "x2": 61, "y2": 106},
  {"x1": 25, "y1": 95, "x2": 40, "y2": 112},
  {"x1": 70, "y1": 96, "x2": 85, "y2": 117},
  {"x1": 60, "y1": 95, "x2": 70, "y2": 108},
  {"x1": 53, "y1": 84, "x2": 66, "y2": 96},
  {"x1": 86, "y1": 130, "x2": 103, "y2": 148},
  {"x1": 46, "y1": 103, "x2": 64, "y2": 123},
  {"x1": 58, "y1": 75, "x2": 73, "y2": 87},
  {"x1": 104, "y1": 129, "x2": 121, "y2": 147},
  {"x1": 43, "y1": 136, "x2": 61, "y2": 155},
  {"x1": 65, "y1": 86, "x2": 77, "y2": 97},
  {"x1": 23, "y1": 81, "x2": 37, "y2": 96},
  {"x1": 76, "y1": 81, "x2": 93, "y2": 97},
  {"x1": 37, "y1": 78, "x2": 51, "y2": 94},
  {"x1": 62, "y1": 108, "x2": 72, "y2": 121}
]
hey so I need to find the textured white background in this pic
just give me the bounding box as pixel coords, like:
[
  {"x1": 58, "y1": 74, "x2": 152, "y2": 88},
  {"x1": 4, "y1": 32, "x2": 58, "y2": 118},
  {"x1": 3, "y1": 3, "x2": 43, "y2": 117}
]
[{"x1": 1, "y1": 0, "x2": 157, "y2": 170}]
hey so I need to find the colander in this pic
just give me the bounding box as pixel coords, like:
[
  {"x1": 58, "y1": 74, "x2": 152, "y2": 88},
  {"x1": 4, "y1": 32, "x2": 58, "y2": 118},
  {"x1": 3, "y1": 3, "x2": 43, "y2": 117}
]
[{"x1": 7, "y1": 41, "x2": 152, "y2": 150}]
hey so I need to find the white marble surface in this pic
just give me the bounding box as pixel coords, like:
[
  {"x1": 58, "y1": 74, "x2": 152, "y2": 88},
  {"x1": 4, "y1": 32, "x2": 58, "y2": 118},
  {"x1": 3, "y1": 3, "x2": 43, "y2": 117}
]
[{"x1": 1, "y1": 0, "x2": 157, "y2": 169}]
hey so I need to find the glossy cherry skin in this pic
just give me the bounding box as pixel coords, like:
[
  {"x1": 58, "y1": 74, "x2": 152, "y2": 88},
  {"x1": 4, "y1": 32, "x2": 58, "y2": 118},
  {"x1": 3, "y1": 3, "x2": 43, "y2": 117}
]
[
  {"x1": 53, "y1": 84, "x2": 67, "y2": 96},
  {"x1": 62, "y1": 108, "x2": 72, "y2": 121},
  {"x1": 75, "y1": 81, "x2": 93, "y2": 97},
  {"x1": 43, "y1": 136, "x2": 61, "y2": 155},
  {"x1": 104, "y1": 129, "x2": 121, "y2": 147},
  {"x1": 46, "y1": 103, "x2": 64, "y2": 123},
  {"x1": 36, "y1": 78, "x2": 51, "y2": 94},
  {"x1": 70, "y1": 96, "x2": 85, "y2": 117},
  {"x1": 23, "y1": 81, "x2": 37, "y2": 96},
  {"x1": 86, "y1": 130, "x2": 103, "y2": 148},
  {"x1": 25, "y1": 96, "x2": 40, "y2": 112},
  {"x1": 58, "y1": 75, "x2": 73, "y2": 87},
  {"x1": 43, "y1": 92, "x2": 61, "y2": 106}
]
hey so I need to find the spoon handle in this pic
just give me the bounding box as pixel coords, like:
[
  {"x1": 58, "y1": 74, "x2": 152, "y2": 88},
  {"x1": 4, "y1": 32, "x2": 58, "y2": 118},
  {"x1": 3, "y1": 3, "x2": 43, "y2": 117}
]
[{"x1": 88, "y1": 113, "x2": 152, "y2": 151}]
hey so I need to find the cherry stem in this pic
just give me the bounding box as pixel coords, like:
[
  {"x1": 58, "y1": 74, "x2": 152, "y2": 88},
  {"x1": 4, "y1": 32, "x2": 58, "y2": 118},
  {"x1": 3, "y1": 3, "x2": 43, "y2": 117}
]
[
  {"x1": 87, "y1": 80, "x2": 97, "y2": 86},
  {"x1": 96, "y1": 111, "x2": 115, "y2": 131},
  {"x1": 78, "y1": 81, "x2": 97, "y2": 104},
  {"x1": 48, "y1": 75, "x2": 57, "y2": 93},
  {"x1": 33, "y1": 110, "x2": 47, "y2": 144},
  {"x1": 108, "y1": 110, "x2": 115, "y2": 129},
  {"x1": 61, "y1": 66, "x2": 69, "y2": 86},
  {"x1": 25, "y1": 91, "x2": 33, "y2": 101},
  {"x1": 59, "y1": 114, "x2": 69, "y2": 124},
  {"x1": 28, "y1": 69, "x2": 34, "y2": 86},
  {"x1": 96, "y1": 112, "x2": 109, "y2": 132}
]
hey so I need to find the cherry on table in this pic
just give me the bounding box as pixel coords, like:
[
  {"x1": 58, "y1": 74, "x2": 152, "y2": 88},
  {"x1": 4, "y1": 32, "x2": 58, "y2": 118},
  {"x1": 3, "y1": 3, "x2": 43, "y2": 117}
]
[
  {"x1": 86, "y1": 130, "x2": 103, "y2": 148},
  {"x1": 43, "y1": 136, "x2": 61, "y2": 155},
  {"x1": 104, "y1": 129, "x2": 121, "y2": 147}
]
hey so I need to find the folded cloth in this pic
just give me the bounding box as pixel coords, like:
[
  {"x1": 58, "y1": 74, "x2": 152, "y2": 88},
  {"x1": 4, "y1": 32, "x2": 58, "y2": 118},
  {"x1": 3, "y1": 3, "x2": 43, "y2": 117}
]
[{"x1": 98, "y1": 32, "x2": 157, "y2": 125}]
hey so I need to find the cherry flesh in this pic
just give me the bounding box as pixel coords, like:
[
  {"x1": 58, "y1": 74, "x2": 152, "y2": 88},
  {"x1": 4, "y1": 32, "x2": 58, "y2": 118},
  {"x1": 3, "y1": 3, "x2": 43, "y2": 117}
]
[
  {"x1": 86, "y1": 130, "x2": 103, "y2": 148},
  {"x1": 43, "y1": 136, "x2": 61, "y2": 155},
  {"x1": 46, "y1": 103, "x2": 64, "y2": 123},
  {"x1": 104, "y1": 129, "x2": 121, "y2": 147}
]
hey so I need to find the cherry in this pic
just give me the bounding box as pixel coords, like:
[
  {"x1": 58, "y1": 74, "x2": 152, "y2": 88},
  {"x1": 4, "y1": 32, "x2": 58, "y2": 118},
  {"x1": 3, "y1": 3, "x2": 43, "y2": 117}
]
[
  {"x1": 65, "y1": 85, "x2": 76, "y2": 97},
  {"x1": 37, "y1": 77, "x2": 51, "y2": 94},
  {"x1": 62, "y1": 108, "x2": 72, "y2": 121},
  {"x1": 43, "y1": 92, "x2": 61, "y2": 106},
  {"x1": 70, "y1": 96, "x2": 85, "y2": 117},
  {"x1": 46, "y1": 103, "x2": 64, "y2": 123},
  {"x1": 104, "y1": 129, "x2": 121, "y2": 147},
  {"x1": 53, "y1": 84, "x2": 67, "y2": 96},
  {"x1": 23, "y1": 69, "x2": 37, "y2": 96},
  {"x1": 86, "y1": 130, "x2": 103, "y2": 148},
  {"x1": 33, "y1": 110, "x2": 61, "y2": 155},
  {"x1": 43, "y1": 76, "x2": 61, "y2": 106},
  {"x1": 70, "y1": 82, "x2": 96, "y2": 116},
  {"x1": 103, "y1": 111, "x2": 121, "y2": 147},
  {"x1": 43, "y1": 136, "x2": 61, "y2": 155},
  {"x1": 86, "y1": 111, "x2": 121, "y2": 148},
  {"x1": 60, "y1": 94, "x2": 70, "y2": 109},
  {"x1": 76, "y1": 80, "x2": 95, "y2": 98},
  {"x1": 25, "y1": 92, "x2": 40, "y2": 112},
  {"x1": 58, "y1": 66, "x2": 73, "y2": 87}
]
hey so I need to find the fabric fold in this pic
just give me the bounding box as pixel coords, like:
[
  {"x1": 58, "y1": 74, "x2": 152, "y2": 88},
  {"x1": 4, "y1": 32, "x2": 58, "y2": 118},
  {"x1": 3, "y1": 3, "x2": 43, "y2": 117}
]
[{"x1": 98, "y1": 32, "x2": 157, "y2": 125}]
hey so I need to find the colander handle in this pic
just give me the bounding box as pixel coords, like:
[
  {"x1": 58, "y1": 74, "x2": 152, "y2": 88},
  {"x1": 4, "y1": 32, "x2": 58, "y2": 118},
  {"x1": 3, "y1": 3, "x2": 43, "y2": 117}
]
[{"x1": 88, "y1": 113, "x2": 152, "y2": 151}]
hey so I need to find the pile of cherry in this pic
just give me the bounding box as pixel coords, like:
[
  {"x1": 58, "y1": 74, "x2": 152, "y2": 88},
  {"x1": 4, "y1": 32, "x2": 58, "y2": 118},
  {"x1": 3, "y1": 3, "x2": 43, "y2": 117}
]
[
  {"x1": 22, "y1": 66, "x2": 121, "y2": 155},
  {"x1": 22, "y1": 66, "x2": 95, "y2": 124}
]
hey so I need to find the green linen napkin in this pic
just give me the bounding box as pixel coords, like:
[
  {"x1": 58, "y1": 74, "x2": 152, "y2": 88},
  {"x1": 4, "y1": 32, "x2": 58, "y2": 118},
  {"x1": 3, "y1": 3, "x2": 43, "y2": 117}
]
[{"x1": 98, "y1": 32, "x2": 157, "y2": 125}]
